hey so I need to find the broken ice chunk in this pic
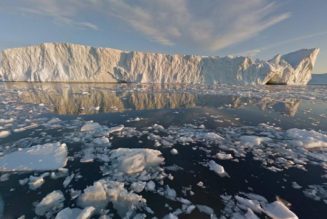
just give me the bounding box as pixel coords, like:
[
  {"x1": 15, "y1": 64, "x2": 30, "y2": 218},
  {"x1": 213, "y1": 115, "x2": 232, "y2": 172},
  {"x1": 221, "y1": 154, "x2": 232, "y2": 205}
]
[
  {"x1": 263, "y1": 201, "x2": 298, "y2": 219},
  {"x1": 208, "y1": 160, "x2": 229, "y2": 177},
  {"x1": 35, "y1": 190, "x2": 65, "y2": 216},
  {"x1": 0, "y1": 142, "x2": 67, "y2": 172}
]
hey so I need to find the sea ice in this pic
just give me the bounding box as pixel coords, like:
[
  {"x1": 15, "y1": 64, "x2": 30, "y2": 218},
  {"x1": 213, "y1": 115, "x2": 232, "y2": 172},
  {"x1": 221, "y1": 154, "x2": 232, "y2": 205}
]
[
  {"x1": 240, "y1": 136, "x2": 272, "y2": 147},
  {"x1": 208, "y1": 160, "x2": 229, "y2": 177},
  {"x1": 35, "y1": 190, "x2": 65, "y2": 216},
  {"x1": 108, "y1": 148, "x2": 164, "y2": 175},
  {"x1": 0, "y1": 130, "x2": 10, "y2": 138},
  {"x1": 55, "y1": 207, "x2": 95, "y2": 219},
  {"x1": 263, "y1": 201, "x2": 298, "y2": 219},
  {"x1": 0, "y1": 142, "x2": 67, "y2": 172},
  {"x1": 286, "y1": 128, "x2": 327, "y2": 149}
]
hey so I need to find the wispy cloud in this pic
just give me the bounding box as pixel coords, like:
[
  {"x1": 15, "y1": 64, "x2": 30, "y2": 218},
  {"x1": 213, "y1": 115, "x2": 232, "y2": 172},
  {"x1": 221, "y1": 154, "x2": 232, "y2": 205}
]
[
  {"x1": 2, "y1": 0, "x2": 99, "y2": 30},
  {"x1": 237, "y1": 30, "x2": 327, "y2": 57},
  {"x1": 1, "y1": 0, "x2": 290, "y2": 50},
  {"x1": 104, "y1": 0, "x2": 290, "y2": 51}
]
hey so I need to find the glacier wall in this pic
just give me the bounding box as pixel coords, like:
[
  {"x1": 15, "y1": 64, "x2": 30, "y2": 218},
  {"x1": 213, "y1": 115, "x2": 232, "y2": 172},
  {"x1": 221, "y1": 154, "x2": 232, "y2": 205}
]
[{"x1": 0, "y1": 43, "x2": 320, "y2": 85}]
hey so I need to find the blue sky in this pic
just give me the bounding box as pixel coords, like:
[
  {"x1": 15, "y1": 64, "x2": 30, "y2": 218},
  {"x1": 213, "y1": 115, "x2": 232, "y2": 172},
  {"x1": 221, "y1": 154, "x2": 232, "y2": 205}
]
[{"x1": 0, "y1": 0, "x2": 326, "y2": 73}]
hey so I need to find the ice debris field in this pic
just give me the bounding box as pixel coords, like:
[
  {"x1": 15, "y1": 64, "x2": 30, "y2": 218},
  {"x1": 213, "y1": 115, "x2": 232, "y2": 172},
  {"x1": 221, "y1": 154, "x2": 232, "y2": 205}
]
[{"x1": 0, "y1": 83, "x2": 326, "y2": 218}]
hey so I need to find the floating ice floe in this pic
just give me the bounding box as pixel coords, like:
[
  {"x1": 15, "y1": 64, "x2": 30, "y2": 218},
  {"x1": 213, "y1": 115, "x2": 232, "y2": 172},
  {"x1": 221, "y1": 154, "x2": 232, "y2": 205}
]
[
  {"x1": 0, "y1": 130, "x2": 10, "y2": 138},
  {"x1": 208, "y1": 160, "x2": 229, "y2": 177},
  {"x1": 240, "y1": 135, "x2": 272, "y2": 147},
  {"x1": 108, "y1": 148, "x2": 164, "y2": 175},
  {"x1": 170, "y1": 148, "x2": 178, "y2": 155},
  {"x1": 0, "y1": 142, "x2": 67, "y2": 172},
  {"x1": 55, "y1": 207, "x2": 95, "y2": 219},
  {"x1": 28, "y1": 172, "x2": 49, "y2": 190},
  {"x1": 263, "y1": 201, "x2": 298, "y2": 219},
  {"x1": 78, "y1": 180, "x2": 146, "y2": 218},
  {"x1": 80, "y1": 122, "x2": 103, "y2": 132},
  {"x1": 221, "y1": 193, "x2": 298, "y2": 219},
  {"x1": 286, "y1": 128, "x2": 327, "y2": 149},
  {"x1": 216, "y1": 152, "x2": 233, "y2": 160},
  {"x1": 35, "y1": 190, "x2": 65, "y2": 216}
]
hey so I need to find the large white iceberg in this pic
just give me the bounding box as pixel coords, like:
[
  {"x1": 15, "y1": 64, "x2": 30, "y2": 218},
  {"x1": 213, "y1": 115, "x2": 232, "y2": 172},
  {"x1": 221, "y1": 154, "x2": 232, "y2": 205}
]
[{"x1": 0, "y1": 43, "x2": 319, "y2": 85}]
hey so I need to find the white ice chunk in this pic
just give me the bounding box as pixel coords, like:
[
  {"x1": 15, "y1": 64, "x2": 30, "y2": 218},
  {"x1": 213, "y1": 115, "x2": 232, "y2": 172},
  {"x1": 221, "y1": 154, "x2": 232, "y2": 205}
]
[
  {"x1": 35, "y1": 190, "x2": 65, "y2": 216},
  {"x1": 109, "y1": 148, "x2": 164, "y2": 175},
  {"x1": 55, "y1": 207, "x2": 95, "y2": 219},
  {"x1": 208, "y1": 160, "x2": 229, "y2": 177},
  {"x1": 0, "y1": 142, "x2": 67, "y2": 172},
  {"x1": 287, "y1": 128, "x2": 327, "y2": 149},
  {"x1": 245, "y1": 208, "x2": 260, "y2": 219},
  {"x1": 263, "y1": 201, "x2": 298, "y2": 219},
  {"x1": 216, "y1": 152, "x2": 233, "y2": 160},
  {"x1": 130, "y1": 181, "x2": 146, "y2": 193},
  {"x1": 235, "y1": 195, "x2": 263, "y2": 213},
  {"x1": 240, "y1": 136, "x2": 272, "y2": 147},
  {"x1": 80, "y1": 122, "x2": 102, "y2": 132},
  {"x1": 163, "y1": 213, "x2": 178, "y2": 219},
  {"x1": 28, "y1": 175, "x2": 46, "y2": 190},
  {"x1": 0, "y1": 130, "x2": 10, "y2": 138},
  {"x1": 108, "y1": 125, "x2": 124, "y2": 133},
  {"x1": 78, "y1": 180, "x2": 145, "y2": 217},
  {"x1": 170, "y1": 148, "x2": 178, "y2": 155},
  {"x1": 77, "y1": 181, "x2": 108, "y2": 210}
]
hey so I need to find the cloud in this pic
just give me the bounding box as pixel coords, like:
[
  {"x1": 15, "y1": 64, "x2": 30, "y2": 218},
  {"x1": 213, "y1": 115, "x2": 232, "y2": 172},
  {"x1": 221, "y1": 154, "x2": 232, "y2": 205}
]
[
  {"x1": 2, "y1": 0, "x2": 289, "y2": 51},
  {"x1": 104, "y1": 0, "x2": 290, "y2": 51},
  {"x1": 237, "y1": 30, "x2": 327, "y2": 57},
  {"x1": 2, "y1": 0, "x2": 99, "y2": 30}
]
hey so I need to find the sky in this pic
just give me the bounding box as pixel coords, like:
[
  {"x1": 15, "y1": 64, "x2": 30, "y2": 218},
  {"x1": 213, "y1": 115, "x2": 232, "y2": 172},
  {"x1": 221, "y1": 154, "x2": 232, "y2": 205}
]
[{"x1": 0, "y1": 0, "x2": 326, "y2": 73}]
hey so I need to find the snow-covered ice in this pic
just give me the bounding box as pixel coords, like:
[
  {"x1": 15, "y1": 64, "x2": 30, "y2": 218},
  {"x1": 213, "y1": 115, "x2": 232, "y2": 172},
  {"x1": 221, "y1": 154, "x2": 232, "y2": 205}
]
[
  {"x1": 0, "y1": 142, "x2": 67, "y2": 172},
  {"x1": 287, "y1": 128, "x2": 327, "y2": 149},
  {"x1": 108, "y1": 148, "x2": 164, "y2": 175}
]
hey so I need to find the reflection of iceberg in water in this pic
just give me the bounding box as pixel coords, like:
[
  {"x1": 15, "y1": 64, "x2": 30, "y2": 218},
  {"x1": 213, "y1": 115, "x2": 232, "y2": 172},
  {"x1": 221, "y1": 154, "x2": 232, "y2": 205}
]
[
  {"x1": 6, "y1": 83, "x2": 196, "y2": 114},
  {"x1": 230, "y1": 97, "x2": 300, "y2": 117},
  {"x1": 3, "y1": 83, "x2": 300, "y2": 116}
]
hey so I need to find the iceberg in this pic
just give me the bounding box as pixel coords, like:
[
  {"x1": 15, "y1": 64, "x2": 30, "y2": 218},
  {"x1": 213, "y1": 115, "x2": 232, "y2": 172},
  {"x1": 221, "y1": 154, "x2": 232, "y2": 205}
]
[{"x1": 0, "y1": 43, "x2": 319, "y2": 85}]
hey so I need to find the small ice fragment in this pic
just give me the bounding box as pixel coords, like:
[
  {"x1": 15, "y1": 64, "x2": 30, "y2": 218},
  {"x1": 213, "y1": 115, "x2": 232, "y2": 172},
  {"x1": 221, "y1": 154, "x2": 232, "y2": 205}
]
[
  {"x1": 263, "y1": 200, "x2": 298, "y2": 219},
  {"x1": 130, "y1": 181, "x2": 146, "y2": 193},
  {"x1": 240, "y1": 136, "x2": 272, "y2": 146},
  {"x1": 80, "y1": 122, "x2": 102, "y2": 132},
  {"x1": 216, "y1": 152, "x2": 233, "y2": 160},
  {"x1": 0, "y1": 130, "x2": 10, "y2": 138},
  {"x1": 28, "y1": 176, "x2": 45, "y2": 190},
  {"x1": 291, "y1": 182, "x2": 302, "y2": 189},
  {"x1": 145, "y1": 181, "x2": 156, "y2": 191},
  {"x1": 245, "y1": 208, "x2": 260, "y2": 219},
  {"x1": 35, "y1": 190, "x2": 65, "y2": 216},
  {"x1": 109, "y1": 148, "x2": 164, "y2": 175},
  {"x1": 163, "y1": 213, "x2": 178, "y2": 219},
  {"x1": 170, "y1": 148, "x2": 178, "y2": 155},
  {"x1": 55, "y1": 207, "x2": 95, "y2": 219},
  {"x1": 208, "y1": 160, "x2": 229, "y2": 177},
  {"x1": 63, "y1": 174, "x2": 74, "y2": 188},
  {"x1": 77, "y1": 181, "x2": 108, "y2": 210},
  {"x1": 108, "y1": 125, "x2": 124, "y2": 133}
]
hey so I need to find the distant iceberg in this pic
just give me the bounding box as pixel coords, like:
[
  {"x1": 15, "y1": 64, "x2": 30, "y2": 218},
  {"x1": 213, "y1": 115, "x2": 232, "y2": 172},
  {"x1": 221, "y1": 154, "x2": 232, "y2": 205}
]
[{"x1": 0, "y1": 43, "x2": 319, "y2": 85}]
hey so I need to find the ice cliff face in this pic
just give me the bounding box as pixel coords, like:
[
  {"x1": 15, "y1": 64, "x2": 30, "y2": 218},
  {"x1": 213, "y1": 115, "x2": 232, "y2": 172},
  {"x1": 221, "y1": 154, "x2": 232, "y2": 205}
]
[{"x1": 0, "y1": 43, "x2": 320, "y2": 85}]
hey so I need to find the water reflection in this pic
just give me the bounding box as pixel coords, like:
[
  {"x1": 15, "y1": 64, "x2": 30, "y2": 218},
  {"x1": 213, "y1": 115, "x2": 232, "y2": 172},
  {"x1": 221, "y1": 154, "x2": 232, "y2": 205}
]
[{"x1": 2, "y1": 82, "x2": 300, "y2": 116}]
